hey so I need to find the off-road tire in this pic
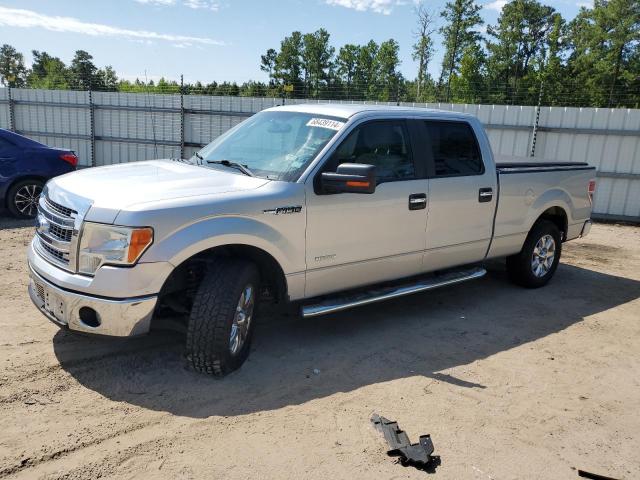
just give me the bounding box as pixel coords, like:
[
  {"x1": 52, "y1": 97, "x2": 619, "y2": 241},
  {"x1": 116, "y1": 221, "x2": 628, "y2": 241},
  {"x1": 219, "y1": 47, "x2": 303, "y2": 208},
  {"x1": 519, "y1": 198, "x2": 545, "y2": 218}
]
[
  {"x1": 7, "y1": 179, "x2": 44, "y2": 219},
  {"x1": 506, "y1": 219, "x2": 562, "y2": 288},
  {"x1": 185, "y1": 258, "x2": 259, "y2": 376}
]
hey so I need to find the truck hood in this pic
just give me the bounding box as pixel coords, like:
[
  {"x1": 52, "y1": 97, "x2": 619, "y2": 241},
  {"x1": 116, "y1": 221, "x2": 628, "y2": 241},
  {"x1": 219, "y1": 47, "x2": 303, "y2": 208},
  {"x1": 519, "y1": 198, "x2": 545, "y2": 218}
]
[{"x1": 47, "y1": 160, "x2": 270, "y2": 221}]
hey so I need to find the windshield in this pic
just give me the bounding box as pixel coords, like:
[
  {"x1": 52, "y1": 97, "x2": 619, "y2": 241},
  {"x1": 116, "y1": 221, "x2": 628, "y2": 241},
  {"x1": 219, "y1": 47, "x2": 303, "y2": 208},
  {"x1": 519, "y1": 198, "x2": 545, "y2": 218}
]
[{"x1": 193, "y1": 111, "x2": 346, "y2": 181}]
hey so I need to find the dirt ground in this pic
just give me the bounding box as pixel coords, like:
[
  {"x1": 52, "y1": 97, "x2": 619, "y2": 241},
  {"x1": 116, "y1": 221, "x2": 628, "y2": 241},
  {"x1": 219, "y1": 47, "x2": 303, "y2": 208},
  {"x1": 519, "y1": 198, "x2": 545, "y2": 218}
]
[{"x1": 0, "y1": 218, "x2": 639, "y2": 480}]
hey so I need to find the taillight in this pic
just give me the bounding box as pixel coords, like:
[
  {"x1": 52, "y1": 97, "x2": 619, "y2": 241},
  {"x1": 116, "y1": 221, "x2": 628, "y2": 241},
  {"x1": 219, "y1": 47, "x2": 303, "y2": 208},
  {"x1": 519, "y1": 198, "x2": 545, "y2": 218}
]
[
  {"x1": 588, "y1": 180, "x2": 596, "y2": 203},
  {"x1": 60, "y1": 153, "x2": 78, "y2": 167}
]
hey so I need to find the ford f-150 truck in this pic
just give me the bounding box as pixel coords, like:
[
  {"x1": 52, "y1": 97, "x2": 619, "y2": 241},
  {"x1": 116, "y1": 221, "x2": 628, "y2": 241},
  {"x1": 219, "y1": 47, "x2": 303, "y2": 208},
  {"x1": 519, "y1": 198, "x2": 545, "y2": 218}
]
[{"x1": 27, "y1": 104, "x2": 596, "y2": 375}]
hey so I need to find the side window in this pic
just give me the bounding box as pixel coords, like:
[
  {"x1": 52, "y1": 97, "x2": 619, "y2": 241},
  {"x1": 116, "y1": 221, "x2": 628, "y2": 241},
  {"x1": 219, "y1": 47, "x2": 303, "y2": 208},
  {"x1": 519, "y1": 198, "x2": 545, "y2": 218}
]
[
  {"x1": 424, "y1": 121, "x2": 483, "y2": 177},
  {"x1": 331, "y1": 121, "x2": 415, "y2": 182}
]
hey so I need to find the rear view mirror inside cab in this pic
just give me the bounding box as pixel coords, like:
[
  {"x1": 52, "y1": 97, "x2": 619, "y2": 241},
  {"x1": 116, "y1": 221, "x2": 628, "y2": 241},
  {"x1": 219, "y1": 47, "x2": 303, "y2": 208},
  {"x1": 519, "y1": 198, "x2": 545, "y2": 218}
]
[{"x1": 268, "y1": 122, "x2": 292, "y2": 133}]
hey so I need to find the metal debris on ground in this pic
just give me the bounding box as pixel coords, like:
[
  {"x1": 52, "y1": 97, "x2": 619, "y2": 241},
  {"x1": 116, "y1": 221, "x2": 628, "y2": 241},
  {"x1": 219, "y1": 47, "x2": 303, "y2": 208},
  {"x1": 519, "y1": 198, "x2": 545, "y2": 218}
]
[
  {"x1": 371, "y1": 413, "x2": 440, "y2": 472},
  {"x1": 577, "y1": 469, "x2": 620, "y2": 480}
]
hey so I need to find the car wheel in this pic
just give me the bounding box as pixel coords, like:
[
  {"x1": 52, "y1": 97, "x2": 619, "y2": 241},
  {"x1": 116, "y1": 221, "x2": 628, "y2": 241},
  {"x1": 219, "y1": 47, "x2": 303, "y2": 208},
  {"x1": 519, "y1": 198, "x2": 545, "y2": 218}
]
[
  {"x1": 7, "y1": 179, "x2": 44, "y2": 219},
  {"x1": 506, "y1": 219, "x2": 562, "y2": 288},
  {"x1": 185, "y1": 258, "x2": 259, "y2": 376}
]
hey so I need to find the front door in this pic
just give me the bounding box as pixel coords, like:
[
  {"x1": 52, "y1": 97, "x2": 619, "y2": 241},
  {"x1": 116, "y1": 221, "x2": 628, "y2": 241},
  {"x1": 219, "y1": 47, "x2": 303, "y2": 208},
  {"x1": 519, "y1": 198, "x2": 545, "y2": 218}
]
[{"x1": 304, "y1": 120, "x2": 428, "y2": 298}]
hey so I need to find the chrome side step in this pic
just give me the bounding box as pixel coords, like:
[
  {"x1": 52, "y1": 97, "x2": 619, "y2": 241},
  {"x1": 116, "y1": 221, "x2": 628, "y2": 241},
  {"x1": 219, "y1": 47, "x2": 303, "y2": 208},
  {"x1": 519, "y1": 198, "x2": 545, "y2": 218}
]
[{"x1": 301, "y1": 267, "x2": 486, "y2": 318}]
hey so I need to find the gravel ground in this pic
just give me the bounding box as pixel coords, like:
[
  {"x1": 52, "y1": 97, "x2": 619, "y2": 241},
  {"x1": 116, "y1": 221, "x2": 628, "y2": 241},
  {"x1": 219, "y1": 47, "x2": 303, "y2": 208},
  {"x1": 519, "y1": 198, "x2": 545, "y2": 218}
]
[{"x1": 0, "y1": 218, "x2": 639, "y2": 480}]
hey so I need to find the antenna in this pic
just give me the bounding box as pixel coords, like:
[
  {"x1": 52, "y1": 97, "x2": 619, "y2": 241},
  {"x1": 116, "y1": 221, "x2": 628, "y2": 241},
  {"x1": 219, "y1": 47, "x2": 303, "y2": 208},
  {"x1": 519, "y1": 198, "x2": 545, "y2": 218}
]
[{"x1": 144, "y1": 69, "x2": 158, "y2": 159}]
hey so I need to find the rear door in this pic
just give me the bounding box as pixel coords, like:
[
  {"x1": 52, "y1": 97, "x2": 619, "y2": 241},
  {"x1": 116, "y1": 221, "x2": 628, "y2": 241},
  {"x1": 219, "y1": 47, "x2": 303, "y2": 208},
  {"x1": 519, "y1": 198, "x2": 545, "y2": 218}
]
[{"x1": 420, "y1": 120, "x2": 497, "y2": 271}]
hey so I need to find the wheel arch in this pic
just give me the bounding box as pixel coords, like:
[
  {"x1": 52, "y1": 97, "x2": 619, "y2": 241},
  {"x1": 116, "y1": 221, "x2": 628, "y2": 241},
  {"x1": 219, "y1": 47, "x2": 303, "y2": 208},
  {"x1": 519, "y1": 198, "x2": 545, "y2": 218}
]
[
  {"x1": 534, "y1": 206, "x2": 568, "y2": 241},
  {"x1": 158, "y1": 243, "x2": 289, "y2": 306},
  {"x1": 3, "y1": 175, "x2": 48, "y2": 208}
]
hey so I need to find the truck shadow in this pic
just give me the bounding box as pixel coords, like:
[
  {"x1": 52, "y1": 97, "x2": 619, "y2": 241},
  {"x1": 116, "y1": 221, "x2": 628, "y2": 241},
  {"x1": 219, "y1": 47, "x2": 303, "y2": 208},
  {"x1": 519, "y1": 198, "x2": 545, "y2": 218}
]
[
  {"x1": 0, "y1": 213, "x2": 35, "y2": 230},
  {"x1": 53, "y1": 262, "x2": 640, "y2": 418}
]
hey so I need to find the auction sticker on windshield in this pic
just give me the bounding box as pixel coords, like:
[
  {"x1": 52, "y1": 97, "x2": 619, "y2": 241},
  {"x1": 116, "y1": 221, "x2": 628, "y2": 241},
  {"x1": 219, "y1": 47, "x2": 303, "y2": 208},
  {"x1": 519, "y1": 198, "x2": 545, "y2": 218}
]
[{"x1": 306, "y1": 118, "x2": 345, "y2": 131}]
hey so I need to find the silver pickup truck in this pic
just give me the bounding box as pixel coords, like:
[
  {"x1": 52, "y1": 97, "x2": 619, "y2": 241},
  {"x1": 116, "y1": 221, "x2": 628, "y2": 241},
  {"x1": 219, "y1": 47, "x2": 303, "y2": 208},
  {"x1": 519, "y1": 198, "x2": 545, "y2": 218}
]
[{"x1": 27, "y1": 104, "x2": 596, "y2": 375}]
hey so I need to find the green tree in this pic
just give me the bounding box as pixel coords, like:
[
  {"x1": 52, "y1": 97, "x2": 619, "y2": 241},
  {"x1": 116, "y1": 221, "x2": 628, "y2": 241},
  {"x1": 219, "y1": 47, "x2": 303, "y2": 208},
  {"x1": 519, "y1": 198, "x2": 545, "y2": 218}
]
[
  {"x1": 376, "y1": 39, "x2": 402, "y2": 101},
  {"x1": 412, "y1": 2, "x2": 436, "y2": 101},
  {"x1": 336, "y1": 44, "x2": 360, "y2": 98},
  {"x1": 567, "y1": 0, "x2": 640, "y2": 107},
  {"x1": 450, "y1": 43, "x2": 486, "y2": 103},
  {"x1": 239, "y1": 80, "x2": 268, "y2": 97},
  {"x1": 438, "y1": 0, "x2": 483, "y2": 101},
  {"x1": 156, "y1": 77, "x2": 180, "y2": 94},
  {"x1": 29, "y1": 58, "x2": 69, "y2": 89},
  {"x1": 69, "y1": 50, "x2": 98, "y2": 89},
  {"x1": 486, "y1": 0, "x2": 560, "y2": 104},
  {"x1": 28, "y1": 50, "x2": 69, "y2": 89},
  {"x1": 31, "y1": 51, "x2": 56, "y2": 79},
  {"x1": 354, "y1": 40, "x2": 379, "y2": 99},
  {"x1": 274, "y1": 31, "x2": 304, "y2": 94},
  {"x1": 302, "y1": 29, "x2": 335, "y2": 97},
  {"x1": 0, "y1": 44, "x2": 27, "y2": 87},
  {"x1": 539, "y1": 13, "x2": 567, "y2": 105},
  {"x1": 260, "y1": 48, "x2": 277, "y2": 84},
  {"x1": 90, "y1": 66, "x2": 119, "y2": 91}
]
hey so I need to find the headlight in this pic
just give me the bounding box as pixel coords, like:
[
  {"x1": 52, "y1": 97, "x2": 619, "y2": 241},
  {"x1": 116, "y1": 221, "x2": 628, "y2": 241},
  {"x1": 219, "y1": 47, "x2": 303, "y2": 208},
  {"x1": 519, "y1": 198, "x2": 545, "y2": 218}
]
[{"x1": 78, "y1": 222, "x2": 153, "y2": 275}]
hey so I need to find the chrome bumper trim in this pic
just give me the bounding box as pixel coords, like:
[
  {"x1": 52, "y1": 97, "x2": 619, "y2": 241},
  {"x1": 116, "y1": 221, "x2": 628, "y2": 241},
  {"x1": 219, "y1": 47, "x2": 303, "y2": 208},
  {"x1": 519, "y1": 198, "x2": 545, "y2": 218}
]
[{"x1": 28, "y1": 262, "x2": 157, "y2": 337}]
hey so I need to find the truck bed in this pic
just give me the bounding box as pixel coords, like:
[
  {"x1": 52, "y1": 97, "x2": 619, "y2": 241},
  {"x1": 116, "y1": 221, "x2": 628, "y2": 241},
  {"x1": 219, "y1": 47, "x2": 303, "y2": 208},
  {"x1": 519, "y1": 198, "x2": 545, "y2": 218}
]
[
  {"x1": 487, "y1": 161, "x2": 596, "y2": 259},
  {"x1": 496, "y1": 161, "x2": 594, "y2": 173}
]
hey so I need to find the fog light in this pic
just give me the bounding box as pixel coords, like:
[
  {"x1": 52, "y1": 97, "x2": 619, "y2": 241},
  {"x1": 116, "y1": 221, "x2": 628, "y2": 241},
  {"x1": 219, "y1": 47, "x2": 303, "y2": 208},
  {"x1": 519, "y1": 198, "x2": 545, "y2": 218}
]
[{"x1": 79, "y1": 307, "x2": 100, "y2": 328}]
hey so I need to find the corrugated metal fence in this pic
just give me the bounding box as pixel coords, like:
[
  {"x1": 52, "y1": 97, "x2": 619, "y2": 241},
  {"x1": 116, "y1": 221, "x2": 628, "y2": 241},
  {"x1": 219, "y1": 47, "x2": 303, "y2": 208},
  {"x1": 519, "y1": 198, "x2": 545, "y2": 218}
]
[{"x1": 0, "y1": 87, "x2": 638, "y2": 221}]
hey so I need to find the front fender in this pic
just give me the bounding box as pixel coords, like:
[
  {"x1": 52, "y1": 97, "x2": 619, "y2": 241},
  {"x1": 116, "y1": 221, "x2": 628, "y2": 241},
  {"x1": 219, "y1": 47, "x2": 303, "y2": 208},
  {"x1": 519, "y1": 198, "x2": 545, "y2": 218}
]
[{"x1": 142, "y1": 214, "x2": 305, "y2": 276}]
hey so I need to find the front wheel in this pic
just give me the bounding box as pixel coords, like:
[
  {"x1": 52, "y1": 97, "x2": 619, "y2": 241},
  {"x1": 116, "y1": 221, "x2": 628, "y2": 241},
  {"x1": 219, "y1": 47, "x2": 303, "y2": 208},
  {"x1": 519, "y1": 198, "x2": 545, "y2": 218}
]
[
  {"x1": 7, "y1": 179, "x2": 44, "y2": 218},
  {"x1": 506, "y1": 220, "x2": 562, "y2": 288},
  {"x1": 185, "y1": 258, "x2": 259, "y2": 376}
]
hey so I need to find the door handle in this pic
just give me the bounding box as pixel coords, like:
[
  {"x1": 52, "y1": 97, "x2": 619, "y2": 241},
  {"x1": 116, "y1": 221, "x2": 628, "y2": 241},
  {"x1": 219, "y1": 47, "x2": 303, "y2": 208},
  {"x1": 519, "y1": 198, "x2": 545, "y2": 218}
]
[
  {"x1": 479, "y1": 187, "x2": 493, "y2": 203},
  {"x1": 408, "y1": 193, "x2": 427, "y2": 210}
]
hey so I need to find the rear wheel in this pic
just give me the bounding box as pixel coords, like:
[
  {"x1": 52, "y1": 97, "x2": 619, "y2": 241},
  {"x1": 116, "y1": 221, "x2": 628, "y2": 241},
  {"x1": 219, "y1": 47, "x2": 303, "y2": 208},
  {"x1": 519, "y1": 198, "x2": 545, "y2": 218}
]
[
  {"x1": 185, "y1": 258, "x2": 259, "y2": 376},
  {"x1": 506, "y1": 219, "x2": 562, "y2": 288},
  {"x1": 7, "y1": 179, "x2": 44, "y2": 218}
]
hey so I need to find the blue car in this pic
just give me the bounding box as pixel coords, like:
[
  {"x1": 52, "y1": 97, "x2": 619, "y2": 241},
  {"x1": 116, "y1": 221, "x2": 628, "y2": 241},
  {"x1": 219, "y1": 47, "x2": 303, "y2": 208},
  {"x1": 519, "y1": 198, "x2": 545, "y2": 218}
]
[{"x1": 0, "y1": 129, "x2": 77, "y2": 218}]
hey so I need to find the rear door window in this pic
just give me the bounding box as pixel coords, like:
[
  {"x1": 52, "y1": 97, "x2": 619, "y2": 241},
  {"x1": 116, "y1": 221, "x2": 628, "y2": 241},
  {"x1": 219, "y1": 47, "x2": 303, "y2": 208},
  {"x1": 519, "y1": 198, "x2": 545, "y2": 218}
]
[{"x1": 423, "y1": 121, "x2": 483, "y2": 177}]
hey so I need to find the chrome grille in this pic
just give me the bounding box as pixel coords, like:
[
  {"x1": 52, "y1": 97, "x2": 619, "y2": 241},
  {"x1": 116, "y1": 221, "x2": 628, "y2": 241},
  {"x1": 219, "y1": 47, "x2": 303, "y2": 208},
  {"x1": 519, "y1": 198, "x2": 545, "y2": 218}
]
[
  {"x1": 34, "y1": 194, "x2": 77, "y2": 272},
  {"x1": 45, "y1": 197, "x2": 77, "y2": 218},
  {"x1": 49, "y1": 223, "x2": 73, "y2": 242},
  {"x1": 37, "y1": 237, "x2": 68, "y2": 262}
]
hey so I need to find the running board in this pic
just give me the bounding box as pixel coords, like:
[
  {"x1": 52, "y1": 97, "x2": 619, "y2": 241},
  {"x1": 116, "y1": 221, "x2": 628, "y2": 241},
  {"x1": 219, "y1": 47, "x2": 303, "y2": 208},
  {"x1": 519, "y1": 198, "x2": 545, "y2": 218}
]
[{"x1": 301, "y1": 267, "x2": 486, "y2": 318}]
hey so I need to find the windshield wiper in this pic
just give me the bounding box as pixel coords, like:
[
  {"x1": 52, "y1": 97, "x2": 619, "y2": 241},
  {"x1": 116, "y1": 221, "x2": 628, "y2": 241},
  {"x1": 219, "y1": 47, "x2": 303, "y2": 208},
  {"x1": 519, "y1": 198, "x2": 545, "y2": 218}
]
[
  {"x1": 194, "y1": 152, "x2": 203, "y2": 163},
  {"x1": 206, "y1": 159, "x2": 254, "y2": 177}
]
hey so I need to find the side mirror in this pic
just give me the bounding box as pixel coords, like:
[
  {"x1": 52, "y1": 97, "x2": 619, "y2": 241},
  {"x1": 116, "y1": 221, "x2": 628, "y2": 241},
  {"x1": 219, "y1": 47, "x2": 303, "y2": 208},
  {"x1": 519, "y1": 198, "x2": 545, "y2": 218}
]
[{"x1": 321, "y1": 163, "x2": 376, "y2": 194}]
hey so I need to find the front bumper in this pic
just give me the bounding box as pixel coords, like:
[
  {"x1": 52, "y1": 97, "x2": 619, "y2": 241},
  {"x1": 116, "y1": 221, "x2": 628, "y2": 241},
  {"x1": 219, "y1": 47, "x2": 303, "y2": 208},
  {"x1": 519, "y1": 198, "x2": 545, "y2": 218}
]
[{"x1": 28, "y1": 262, "x2": 157, "y2": 337}]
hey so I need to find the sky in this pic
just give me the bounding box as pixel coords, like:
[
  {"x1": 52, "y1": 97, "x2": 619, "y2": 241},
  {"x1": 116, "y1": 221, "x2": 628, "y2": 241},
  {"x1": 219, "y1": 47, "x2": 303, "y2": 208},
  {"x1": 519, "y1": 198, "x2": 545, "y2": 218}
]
[{"x1": 0, "y1": 0, "x2": 591, "y2": 85}]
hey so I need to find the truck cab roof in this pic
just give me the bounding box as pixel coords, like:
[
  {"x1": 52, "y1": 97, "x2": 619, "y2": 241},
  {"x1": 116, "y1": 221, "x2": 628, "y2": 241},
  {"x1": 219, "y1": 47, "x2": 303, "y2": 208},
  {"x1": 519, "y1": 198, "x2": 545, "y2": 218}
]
[{"x1": 265, "y1": 103, "x2": 475, "y2": 121}]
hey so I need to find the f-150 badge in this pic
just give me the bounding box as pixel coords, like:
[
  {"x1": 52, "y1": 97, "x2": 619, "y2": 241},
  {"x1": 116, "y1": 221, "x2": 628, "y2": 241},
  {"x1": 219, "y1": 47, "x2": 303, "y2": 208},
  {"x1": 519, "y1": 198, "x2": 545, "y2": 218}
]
[{"x1": 263, "y1": 206, "x2": 303, "y2": 215}]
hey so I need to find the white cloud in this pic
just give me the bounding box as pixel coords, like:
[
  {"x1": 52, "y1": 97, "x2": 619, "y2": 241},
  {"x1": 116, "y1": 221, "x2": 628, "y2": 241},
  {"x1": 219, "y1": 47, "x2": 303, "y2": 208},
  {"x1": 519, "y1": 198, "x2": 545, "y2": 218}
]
[
  {"x1": 0, "y1": 6, "x2": 225, "y2": 46},
  {"x1": 484, "y1": 0, "x2": 507, "y2": 11},
  {"x1": 324, "y1": 0, "x2": 404, "y2": 15},
  {"x1": 135, "y1": 0, "x2": 177, "y2": 5},
  {"x1": 184, "y1": 0, "x2": 220, "y2": 10},
  {"x1": 134, "y1": 0, "x2": 219, "y2": 10}
]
